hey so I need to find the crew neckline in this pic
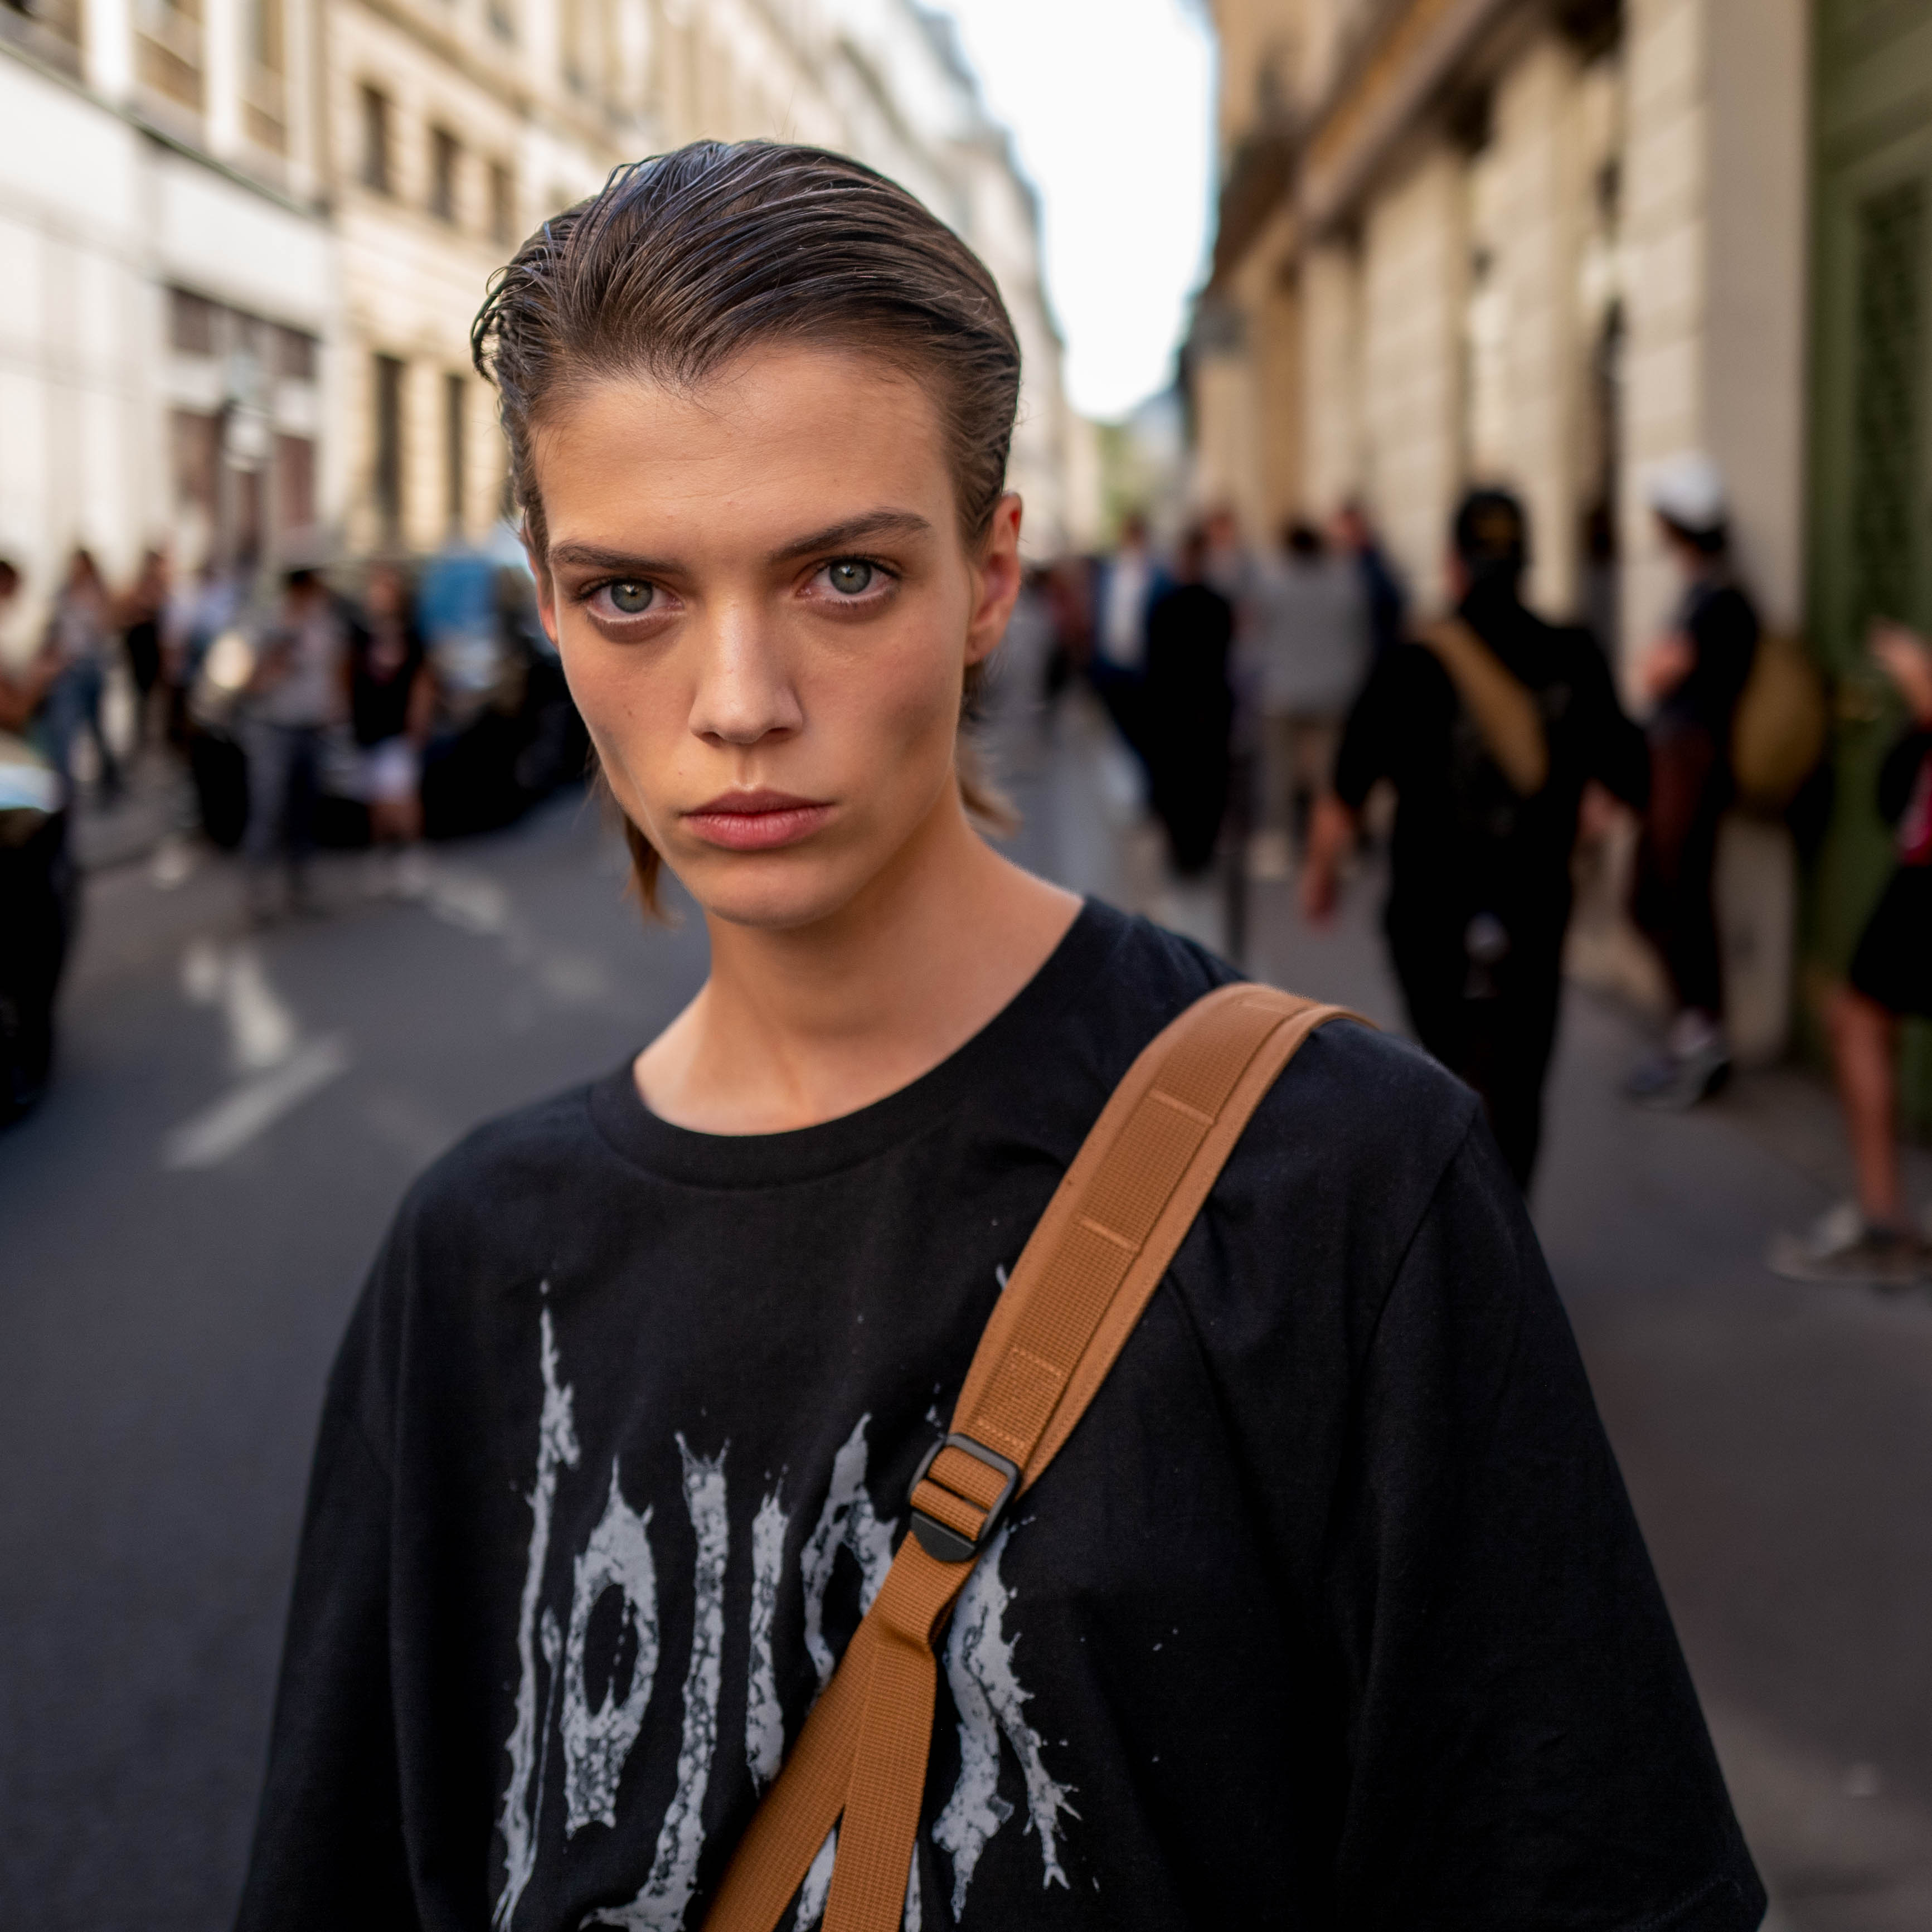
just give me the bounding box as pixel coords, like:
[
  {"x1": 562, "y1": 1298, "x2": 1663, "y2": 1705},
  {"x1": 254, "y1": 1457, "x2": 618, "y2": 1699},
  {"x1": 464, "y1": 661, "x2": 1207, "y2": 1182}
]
[{"x1": 586, "y1": 897, "x2": 1123, "y2": 1190}]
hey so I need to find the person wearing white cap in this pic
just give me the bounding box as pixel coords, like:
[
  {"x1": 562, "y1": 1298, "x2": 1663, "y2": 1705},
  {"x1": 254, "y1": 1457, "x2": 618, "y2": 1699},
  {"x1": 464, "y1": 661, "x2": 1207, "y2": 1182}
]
[{"x1": 1624, "y1": 453, "x2": 1761, "y2": 1109}]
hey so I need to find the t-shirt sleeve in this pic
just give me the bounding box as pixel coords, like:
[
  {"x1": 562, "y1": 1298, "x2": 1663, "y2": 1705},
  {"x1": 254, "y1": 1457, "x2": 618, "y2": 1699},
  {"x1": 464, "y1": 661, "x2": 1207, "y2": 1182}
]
[
  {"x1": 232, "y1": 1273, "x2": 416, "y2": 1931},
  {"x1": 1328, "y1": 1118, "x2": 1764, "y2": 1931}
]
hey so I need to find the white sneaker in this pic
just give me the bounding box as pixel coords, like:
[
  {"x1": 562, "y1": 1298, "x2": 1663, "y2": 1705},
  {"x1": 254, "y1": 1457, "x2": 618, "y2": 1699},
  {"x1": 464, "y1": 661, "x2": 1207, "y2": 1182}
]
[{"x1": 1767, "y1": 1201, "x2": 1926, "y2": 1287}]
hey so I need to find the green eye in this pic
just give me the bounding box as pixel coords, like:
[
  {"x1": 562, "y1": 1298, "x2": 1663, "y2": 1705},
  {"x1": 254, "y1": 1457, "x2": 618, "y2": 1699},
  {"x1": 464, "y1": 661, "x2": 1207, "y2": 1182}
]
[
  {"x1": 608, "y1": 580, "x2": 653, "y2": 614},
  {"x1": 827, "y1": 560, "x2": 874, "y2": 595}
]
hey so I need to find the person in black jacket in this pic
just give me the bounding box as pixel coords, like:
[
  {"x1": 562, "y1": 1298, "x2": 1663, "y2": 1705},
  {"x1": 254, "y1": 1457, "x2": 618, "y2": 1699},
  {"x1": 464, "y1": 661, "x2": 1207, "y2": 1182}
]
[
  {"x1": 1771, "y1": 620, "x2": 1932, "y2": 1284},
  {"x1": 1303, "y1": 489, "x2": 1650, "y2": 1190},
  {"x1": 1626, "y1": 454, "x2": 1760, "y2": 1109},
  {"x1": 1140, "y1": 523, "x2": 1234, "y2": 879}
]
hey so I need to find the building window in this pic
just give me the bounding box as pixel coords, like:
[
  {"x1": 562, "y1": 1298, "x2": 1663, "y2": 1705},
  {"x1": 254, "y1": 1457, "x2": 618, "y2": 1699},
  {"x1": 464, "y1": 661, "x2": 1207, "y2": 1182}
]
[
  {"x1": 244, "y1": 0, "x2": 287, "y2": 150},
  {"x1": 275, "y1": 434, "x2": 316, "y2": 536},
  {"x1": 430, "y1": 127, "x2": 461, "y2": 224},
  {"x1": 275, "y1": 324, "x2": 317, "y2": 383},
  {"x1": 3, "y1": 0, "x2": 84, "y2": 65},
  {"x1": 169, "y1": 288, "x2": 220, "y2": 356},
  {"x1": 137, "y1": 0, "x2": 206, "y2": 112},
  {"x1": 361, "y1": 84, "x2": 393, "y2": 194},
  {"x1": 445, "y1": 373, "x2": 467, "y2": 531},
  {"x1": 489, "y1": 161, "x2": 516, "y2": 249},
  {"x1": 374, "y1": 353, "x2": 406, "y2": 541},
  {"x1": 172, "y1": 409, "x2": 220, "y2": 517}
]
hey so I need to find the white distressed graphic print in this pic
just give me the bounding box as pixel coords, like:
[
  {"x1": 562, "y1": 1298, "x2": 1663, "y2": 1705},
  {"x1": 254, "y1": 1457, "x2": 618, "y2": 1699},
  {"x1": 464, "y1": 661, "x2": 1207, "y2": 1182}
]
[
  {"x1": 494, "y1": 1308, "x2": 1072, "y2": 1931},
  {"x1": 561, "y1": 1461, "x2": 659, "y2": 1835},
  {"x1": 588, "y1": 1438, "x2": 730, "y2": 1930},
  {"x1": 745, "y1": 1487, "x2": 789, "y2": 1792},
  {"x1": 799, "y1": 1415, "x2": 898, "y2": 1685},
  {"x1": 496, "y1": 1301, "x2": 582, "y2": 1930},
  {"x1": 935, "y1": 1527, "x2": 1077, "y2": 1912}
]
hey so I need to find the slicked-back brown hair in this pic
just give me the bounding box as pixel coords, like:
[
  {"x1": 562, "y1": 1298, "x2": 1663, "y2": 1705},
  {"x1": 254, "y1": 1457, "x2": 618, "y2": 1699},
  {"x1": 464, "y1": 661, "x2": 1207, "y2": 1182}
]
[{"x1": 472, "y1": 140, "x2": 1021, "y2": 910}]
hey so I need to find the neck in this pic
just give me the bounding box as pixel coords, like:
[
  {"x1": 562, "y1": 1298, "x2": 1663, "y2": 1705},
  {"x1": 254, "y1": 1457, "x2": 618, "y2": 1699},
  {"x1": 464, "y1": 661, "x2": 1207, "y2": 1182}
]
[{"x1": 637, "y1": 783, "x2": 1080, "y2": 1134}]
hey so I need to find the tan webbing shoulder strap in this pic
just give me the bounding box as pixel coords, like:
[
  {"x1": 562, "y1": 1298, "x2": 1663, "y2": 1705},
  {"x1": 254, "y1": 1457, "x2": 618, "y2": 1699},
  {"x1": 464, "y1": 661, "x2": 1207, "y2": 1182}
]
[
  {"x1": 702, "y1": 984, "x2": 1366, "y2": 1932},
  {"x1": 1418, "y1": 618, "x2": 1550, "y2": 797}
]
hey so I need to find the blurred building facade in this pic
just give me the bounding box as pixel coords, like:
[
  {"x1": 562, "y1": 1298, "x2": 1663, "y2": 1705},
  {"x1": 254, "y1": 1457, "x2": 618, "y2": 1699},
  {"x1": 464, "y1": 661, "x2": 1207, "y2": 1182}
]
[
  {"x1": 0, "y1": 0, "x2": 1082, "y2": 644},
  {"x1": 1196, "y1": 0, "x2": 1932, "y2": 1105},
  {"x1": 0, "y1": 0, "x2": 336, "y2": 632}
]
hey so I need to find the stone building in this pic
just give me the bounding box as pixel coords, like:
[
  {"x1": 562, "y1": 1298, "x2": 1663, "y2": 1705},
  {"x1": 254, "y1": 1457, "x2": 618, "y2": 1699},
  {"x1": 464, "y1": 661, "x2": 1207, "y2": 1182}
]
[
  {"x1": 0, "y1": 0, "x2": 336, "y2": 630},
  {"x1": 0, "y1": 0, "x2": 1081, "y2": 648},
  {"x1": 295, "y1": 0, "x2": 1081, "y2": 559},
  {"x1": 1196, "y1": 0, "x2": 1932, "y2": 1104}
]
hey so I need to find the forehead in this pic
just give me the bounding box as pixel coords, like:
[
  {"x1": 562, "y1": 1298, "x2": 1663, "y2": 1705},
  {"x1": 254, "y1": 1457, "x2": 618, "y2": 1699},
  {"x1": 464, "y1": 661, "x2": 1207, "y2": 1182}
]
[{"x1": 530, "y1": 346, "x2": 955, "y2": 551}]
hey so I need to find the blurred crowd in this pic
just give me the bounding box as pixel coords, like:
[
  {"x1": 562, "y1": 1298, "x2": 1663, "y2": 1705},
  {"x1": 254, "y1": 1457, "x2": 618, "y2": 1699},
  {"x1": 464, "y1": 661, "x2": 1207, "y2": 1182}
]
[
  {"x1": 1030, "y1": 468, "x2": 1932, "y2": 1281},
  {"x1": 0, "y1": 537, "x2": 586, "y2": 1120}
]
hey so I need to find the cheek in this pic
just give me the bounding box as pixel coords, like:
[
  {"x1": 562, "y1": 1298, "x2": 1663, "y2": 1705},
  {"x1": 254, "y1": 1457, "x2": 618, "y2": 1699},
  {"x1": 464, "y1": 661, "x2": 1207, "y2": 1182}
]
[{"x1": 821, "y1": 623, "x2": 963, "y2": 775}]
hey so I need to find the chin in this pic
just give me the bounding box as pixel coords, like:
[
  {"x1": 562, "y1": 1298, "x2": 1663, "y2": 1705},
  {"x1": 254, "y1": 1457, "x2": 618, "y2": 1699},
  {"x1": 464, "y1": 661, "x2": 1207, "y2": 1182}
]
[{"x1": 678, "y1": 854, "x2": 867, "y2": 933}]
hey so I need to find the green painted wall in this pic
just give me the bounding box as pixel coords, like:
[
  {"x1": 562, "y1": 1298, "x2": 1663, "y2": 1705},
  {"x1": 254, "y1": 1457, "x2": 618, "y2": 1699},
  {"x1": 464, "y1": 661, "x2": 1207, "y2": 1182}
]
[{"x1": 1809, "y1": 0, "x2": 1932, "y2": 1132}]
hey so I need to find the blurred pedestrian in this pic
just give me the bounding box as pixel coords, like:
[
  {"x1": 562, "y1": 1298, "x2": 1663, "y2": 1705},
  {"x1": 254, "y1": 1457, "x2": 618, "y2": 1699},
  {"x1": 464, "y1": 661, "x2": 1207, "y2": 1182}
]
[
  {"x1": 1040, "y1": 553, "x2": 1093, "y2": 716},
  {"x1": 350, "y1": 560, "x2": 434, "y2": 894},
  {"x1": 1303, "y1": 488, "x2": 1649, "y2": 1189},
  {"x1": 1248, "y1": 520, "x2": 1368, "y2": 881},
  {"x1": 40, "y1": 547, "x2": 121, "y2": 802},
  {"x1": 1088, "y1": 509, "x2": 1166, "y2": 768},
  {"x1": 1201, "y1": 502, "x2": 1253, "y2": 610},
  {"x1": 1626, "y1": 454, "x2": 1760, "y2": 1110},
  {"x1": 118, "y1": 546, "x2": 169, "y2": 750},
  {"x1": 1142, "y1": 521, "x2": 1235, "y2": 880},
  {"x1": 241, "y1": 562, "x2": 355, "y2": 919},
  {"x1": 1331, "y1": 498, "x2": 1407, "y2": 661},
  {"x1": 1770, "y1": 619, "x2": 1932, "y2": 1284},
  {"x1": 0, "y1": 560, "x2": 59, "y2": 735}
]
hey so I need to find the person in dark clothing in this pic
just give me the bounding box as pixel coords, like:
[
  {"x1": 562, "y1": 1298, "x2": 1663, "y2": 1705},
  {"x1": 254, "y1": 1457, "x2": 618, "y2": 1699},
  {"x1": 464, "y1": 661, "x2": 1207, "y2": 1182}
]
[
  {"x1": 119, "y1": 546, "x2": 169, "y2": 747},
  {"x1": 1140, "y1": 524, "x2": 1234, "y2": 878},
  {"x1": 348, "y1": 559, "x2": 433, "y2": 889},
  {"x1": 1303, "y1": 488, "x2": 1650, "y2": 1189},
  {"x1": 1627, "y1": 454, "x2": 1760, "y2": 1109},
  {"x1": 1332, "y1": 498, "x2": 1407, "y2": 660},
  {"x1": 1770, "y1": 619, "x2": 1932, "y2": 1284},
  {"x1": 235, "y1": 145, "x2": 1763, "y2": 1932}
]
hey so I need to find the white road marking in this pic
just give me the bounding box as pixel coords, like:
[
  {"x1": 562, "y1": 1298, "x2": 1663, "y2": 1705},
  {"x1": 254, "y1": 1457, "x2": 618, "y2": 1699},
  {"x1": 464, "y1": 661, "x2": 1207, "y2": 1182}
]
[
  {"x1": 180, "y1": 939, "x2": 299, "y2": 1071},
  {"x1": 160, "y1": 1034, "x2": 351, "y2": 1169}
]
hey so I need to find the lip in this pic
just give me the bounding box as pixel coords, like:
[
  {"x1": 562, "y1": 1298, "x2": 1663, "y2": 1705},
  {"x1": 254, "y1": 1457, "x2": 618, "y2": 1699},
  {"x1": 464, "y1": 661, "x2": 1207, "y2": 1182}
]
[{"x1": 682, "y1": 789, "x2": 834, "y2": 852}]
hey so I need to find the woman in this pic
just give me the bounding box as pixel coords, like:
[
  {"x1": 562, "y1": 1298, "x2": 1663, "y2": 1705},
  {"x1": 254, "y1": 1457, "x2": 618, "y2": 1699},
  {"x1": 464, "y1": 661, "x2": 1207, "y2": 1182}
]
[
  {"x1": 350, "y1": 559, "x2": 434, "y2": 890},
  {"x1": 119, "y1": 545, "x2": 170, "y2": 749},
  {"x1": 237, "y1": 144, "x2": 1760, "y2": 1932},
  {"x1": 41, "y1": 547, "x2": 120, "y2": 800}
]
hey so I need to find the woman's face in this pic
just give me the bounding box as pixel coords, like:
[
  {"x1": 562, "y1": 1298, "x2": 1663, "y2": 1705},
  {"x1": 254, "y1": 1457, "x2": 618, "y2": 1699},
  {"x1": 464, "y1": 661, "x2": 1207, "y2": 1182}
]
[{"x1": 529, "y1": 345, "x2": 1021, "y2": 931}]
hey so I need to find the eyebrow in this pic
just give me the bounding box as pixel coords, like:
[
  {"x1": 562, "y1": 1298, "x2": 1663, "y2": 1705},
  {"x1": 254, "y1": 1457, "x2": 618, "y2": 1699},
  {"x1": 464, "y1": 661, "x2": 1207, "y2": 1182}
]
[{"x1": 546, "y1": 508, "x2": 933, "y2": 578}]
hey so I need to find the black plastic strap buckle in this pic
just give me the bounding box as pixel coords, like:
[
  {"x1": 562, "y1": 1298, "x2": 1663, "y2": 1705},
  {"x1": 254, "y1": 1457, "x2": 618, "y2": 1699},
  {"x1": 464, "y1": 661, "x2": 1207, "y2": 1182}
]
[{"x1": 907, "y1": 1433, "x2": 1020, "y2": 1564}]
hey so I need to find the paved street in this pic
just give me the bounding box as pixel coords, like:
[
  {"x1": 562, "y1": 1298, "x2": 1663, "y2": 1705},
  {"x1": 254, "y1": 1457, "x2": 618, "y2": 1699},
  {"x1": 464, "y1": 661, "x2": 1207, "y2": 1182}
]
[{"x1": 4, "y1": 687, "x2": 1931, "y2": 1928}]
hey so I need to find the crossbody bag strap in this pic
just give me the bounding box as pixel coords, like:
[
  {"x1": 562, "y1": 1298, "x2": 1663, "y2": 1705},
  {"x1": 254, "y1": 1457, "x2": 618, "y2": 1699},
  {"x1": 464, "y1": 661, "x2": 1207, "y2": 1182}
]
[{"x1": 702, "y1": 983, "x2": 1367, "y2": 1932}]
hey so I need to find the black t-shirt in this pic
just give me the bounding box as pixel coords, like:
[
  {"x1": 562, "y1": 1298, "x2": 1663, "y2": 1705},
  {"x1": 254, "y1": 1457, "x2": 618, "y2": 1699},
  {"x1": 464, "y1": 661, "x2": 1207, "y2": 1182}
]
[
  {"x1": 349, "y1": 617, "x2": 427, "y2": 748},
  {"x1": 235, "y1": 901, "x2": 1761, "y2": 1932},
  {"x1": 1334, "y1": 593, "x2": 1649, "y2": 946},
  {"x1": 1658, "y1": 577, "x2": 1759, "y2": 739}
]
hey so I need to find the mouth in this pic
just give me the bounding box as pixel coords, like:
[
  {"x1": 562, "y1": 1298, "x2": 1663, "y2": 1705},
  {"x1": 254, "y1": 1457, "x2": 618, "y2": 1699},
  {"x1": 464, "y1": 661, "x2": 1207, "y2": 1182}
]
[{"x1": 682, "y1": 789, "x2": 834, "y2": 852}]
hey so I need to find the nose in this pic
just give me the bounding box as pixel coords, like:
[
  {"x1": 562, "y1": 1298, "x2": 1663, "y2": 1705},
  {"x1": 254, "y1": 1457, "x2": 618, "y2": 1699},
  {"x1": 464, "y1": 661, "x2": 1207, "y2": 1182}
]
[{"x1": 686, "y1": 598, "x2": 804, "y2": 748}]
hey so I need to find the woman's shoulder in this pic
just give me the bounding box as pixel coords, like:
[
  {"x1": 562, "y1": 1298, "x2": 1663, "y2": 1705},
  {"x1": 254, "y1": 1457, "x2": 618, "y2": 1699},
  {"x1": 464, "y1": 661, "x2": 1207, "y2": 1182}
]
[{"x1": 387, "y1": 1075, "x2": 619, "y2": 1260}]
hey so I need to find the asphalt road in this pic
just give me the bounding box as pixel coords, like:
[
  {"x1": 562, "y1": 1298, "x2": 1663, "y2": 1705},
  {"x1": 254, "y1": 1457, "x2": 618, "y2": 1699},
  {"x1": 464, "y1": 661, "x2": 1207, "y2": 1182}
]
[{"x1": 3, "y1": 690, "x2": 1931, "y2": 1929}]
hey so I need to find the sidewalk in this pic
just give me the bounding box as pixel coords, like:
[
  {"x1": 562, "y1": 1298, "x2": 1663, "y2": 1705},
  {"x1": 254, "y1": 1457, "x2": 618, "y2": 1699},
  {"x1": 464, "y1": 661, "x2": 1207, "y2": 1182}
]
[{"x1": 982, "y1": 668, "x2": 1932, "y2": 1931}]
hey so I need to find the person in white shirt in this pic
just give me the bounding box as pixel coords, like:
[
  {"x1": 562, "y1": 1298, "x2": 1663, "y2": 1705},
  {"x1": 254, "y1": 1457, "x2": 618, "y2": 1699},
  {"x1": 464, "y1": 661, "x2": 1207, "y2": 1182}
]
[{"x1": 1248, "y1": 521, "x2": 1368, "y2": 880}]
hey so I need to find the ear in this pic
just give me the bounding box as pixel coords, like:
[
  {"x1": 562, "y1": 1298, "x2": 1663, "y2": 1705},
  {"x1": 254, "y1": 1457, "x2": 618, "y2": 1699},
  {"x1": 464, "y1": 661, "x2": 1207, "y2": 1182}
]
[{"x1": 964, "y1": 493, "x2": 1024, "y2": 667}]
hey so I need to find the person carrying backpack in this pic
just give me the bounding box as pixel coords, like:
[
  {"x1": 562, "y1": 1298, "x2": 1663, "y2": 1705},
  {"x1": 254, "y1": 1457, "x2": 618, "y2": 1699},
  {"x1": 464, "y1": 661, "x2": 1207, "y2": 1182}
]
[
  {"x1": 1302, "y1": 489, "x2": 1651, "y2": 1190},
  {"x1": 234, "y1": 149, "x2": 1758, "y2": 1932}
]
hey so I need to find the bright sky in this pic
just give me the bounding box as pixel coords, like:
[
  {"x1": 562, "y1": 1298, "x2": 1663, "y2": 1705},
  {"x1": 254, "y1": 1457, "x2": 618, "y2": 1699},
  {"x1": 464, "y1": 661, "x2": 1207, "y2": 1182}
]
[{"x1": 933, "y1": 0, "x2": 1216, "y2": 423}]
